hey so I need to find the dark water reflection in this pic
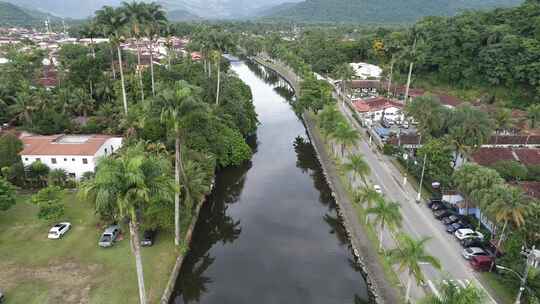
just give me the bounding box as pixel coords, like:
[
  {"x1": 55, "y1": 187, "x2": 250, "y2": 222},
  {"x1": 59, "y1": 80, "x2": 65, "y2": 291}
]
[{"x1": 170, "y1": 62, "x2": 370, "y2": 304}]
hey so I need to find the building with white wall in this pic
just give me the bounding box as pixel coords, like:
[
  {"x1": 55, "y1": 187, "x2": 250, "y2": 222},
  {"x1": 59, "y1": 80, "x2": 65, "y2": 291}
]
[{"x1": 20, "y1": 134, "x2": 123, "y2": 179}]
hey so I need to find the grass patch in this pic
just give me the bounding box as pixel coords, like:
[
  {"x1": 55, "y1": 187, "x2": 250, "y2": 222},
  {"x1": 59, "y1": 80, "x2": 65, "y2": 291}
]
[
  {"x1": 480, "y1": 272, "x2": 517, "y2": 304},
  {"x1": 0, "y1": 192, "x2": 179, "y2": 304}
]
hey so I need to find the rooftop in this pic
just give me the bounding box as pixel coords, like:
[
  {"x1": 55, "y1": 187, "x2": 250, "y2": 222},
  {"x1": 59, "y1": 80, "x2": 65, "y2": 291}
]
[{"x1": 20, "y1": 134, "x2": 115, "y2": 156}]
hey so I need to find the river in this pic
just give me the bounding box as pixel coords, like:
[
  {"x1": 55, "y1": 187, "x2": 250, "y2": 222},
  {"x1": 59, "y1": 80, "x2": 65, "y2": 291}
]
[{"x1": 169, "y1": 61, "x2": 371, "y2": 304}]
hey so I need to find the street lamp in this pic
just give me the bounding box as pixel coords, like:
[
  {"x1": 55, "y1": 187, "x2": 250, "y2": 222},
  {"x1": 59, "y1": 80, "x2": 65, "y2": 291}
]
[
  {"x1": 416, "y1": 153, "x2": 427, "y2": 203},
  {"x1": 496, "y1": 245, "x2": 536, "y2": 304}
]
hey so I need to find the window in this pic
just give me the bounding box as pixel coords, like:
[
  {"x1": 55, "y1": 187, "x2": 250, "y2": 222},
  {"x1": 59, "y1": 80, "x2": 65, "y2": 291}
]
[
  {"x1": 68, "y1": 173, "x2": 75, "y2": 178},
  {"x1": 64, "y1": 158, "x2": 67, "y2": 162},
  {"x1": 82, "y1": 158, "x2": 88, "y2": 164},
  {"x1": 104, "y1": 148, "x2": 108, "y2": 154},
  {"x1": 51, "y1": 158, "x2": 57, "y2": 164},
  {"x1": 72, "y1": 158, "x2": 75, "y2": 162},
  {"x1": 36, "y1": 158, "x2": 41, "y2": 162},
  {"x1": 24, "y1": 158, "x2": 28, "y2": 161}
]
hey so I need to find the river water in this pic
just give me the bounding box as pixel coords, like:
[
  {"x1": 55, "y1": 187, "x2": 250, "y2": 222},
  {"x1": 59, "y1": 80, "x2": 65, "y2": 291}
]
[{"x1": 170, "y1": 61, "x2": 370, "y2": 304}]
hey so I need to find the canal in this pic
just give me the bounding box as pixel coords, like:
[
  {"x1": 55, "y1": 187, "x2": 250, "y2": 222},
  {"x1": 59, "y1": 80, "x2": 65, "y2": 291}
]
[{"x1": 170, "y1": 61, "x2": 371, "y2": 304}]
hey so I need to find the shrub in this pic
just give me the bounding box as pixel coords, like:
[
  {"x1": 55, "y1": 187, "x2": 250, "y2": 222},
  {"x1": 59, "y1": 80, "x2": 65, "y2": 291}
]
[{"x1": 31, "y1": 186, "x2": 65, "y2": 222}]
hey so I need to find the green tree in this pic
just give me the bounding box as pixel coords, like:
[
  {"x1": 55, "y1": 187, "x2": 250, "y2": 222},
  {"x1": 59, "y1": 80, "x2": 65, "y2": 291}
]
[
  {"x1": 367, "y1": 199, "x2": 402, "y2": 250},
  {"x1": 449, "y1": 104, "x2": 494, "y2": 163},
  {"x1": 354, "y1": 186, "x2": 384, "y2": 223},
  {"x1": 95, "y1": 5, "x2": 129, "y2": 115},
  {"x1": 334, "y1": 63, "x2": 355, "y2": 97},
  {"x1": 79, "y1": 144, "x2": 174, "y2": 304},
  {"x1": 528, "y1": 104, "x2": 540, "y2": 129},
  {"x1": 331, "y1": 121, "x2": 359, "y2": 157},
  {"x1": 27, "y1": 161, "x2": 50, "y2": 188},
  {"x1": 122, "y1": 0, "x2": 148, "y2": 102},
  {"x1": 142, "y1": 2, "x2": 167, "y2": 97},
  {"x1": 31, "y1": 186, "x2": 65, "y2": 222},
  {"x1": 158, "y1": 80, "x2": 205, "y2": 246},
  {"x1": 343, "y1": 154, "x2": 371, "y2": 187},
  {"x1": 405, "y1": 95, "x2": 448, "y2": 138},
  {"x1": 417, "y1": 138, "x2": 454, "y2": 186},
  {"x1": 0, "y1": 177, "x2": 17, "y2": 211},
  {"x1": 388, "y1": 234, "x2": 442, "y2": 303},
  {"x1": 419, "y1": 280, "x2": 485, "y2": 304},
  {"x1": 491, "y1": 160, "x2": 528, "y2": 182},
  {"x1": 0, "y1": 133, "x2": 23, "y2": 169},
  {"x1": 48, "y1": 169, "x2": 68, "y2": 187}
]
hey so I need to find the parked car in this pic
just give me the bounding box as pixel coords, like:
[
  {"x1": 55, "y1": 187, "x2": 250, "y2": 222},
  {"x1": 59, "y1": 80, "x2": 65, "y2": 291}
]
[
  {"x1": 427, "y1": 199, "x2": 442, "y2": 209},
  {"x1": 373, "y1": 184, "x2": 383, "y2": 194},
  {"x1": 441, "y1": 215, "x2": 461, "y2": 225},
  {"x1": 141, "y1": 230, "x2": 156, "y2": 247},
  {"x1": 99, "y1": 225, "x2": 120, "y2": 248},
  {"x1": 47, "y1": 222, "x2": 71, "y2": 239},
  {"x1": 470, "y1": 255, "x2": 494, "y2": 271},
  {"x1": 446, "y1": 220, "x2": 471, "y2": 234},
  {"x1": 455, "y1": 228, "x2": 484, "y2": 241},
  {"x1": 431, "y1": 203, "x2": 447, "y2": 211},
  {"x1": 462, "y1": 247, "x2": 490, "y2": 260},
  {"x1": 434, "y1": 209, "x2": 452, "y2": 220},
  {"x1": 402, "y1": 121, "x2": 410, "y2": 129},
  {"x1": 460, "y1": 238, "x2": 485, "y2": 248}
]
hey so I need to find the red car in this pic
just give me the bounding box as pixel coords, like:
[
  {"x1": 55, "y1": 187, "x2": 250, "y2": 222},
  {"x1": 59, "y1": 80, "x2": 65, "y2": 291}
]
[{"x1": 470, "y1": 255, "x2": 494, "y2": 271}]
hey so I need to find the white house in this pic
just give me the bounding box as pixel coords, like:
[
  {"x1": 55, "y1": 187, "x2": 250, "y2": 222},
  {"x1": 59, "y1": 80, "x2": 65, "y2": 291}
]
[
  {"x1": 20, "y1": 134, "x2": 123, "y2": 179},
  {"x1": 352, "y1": 97, "x2": 405, "y2": 123},
  {"x1": 350, "y1": 63, "x2": 382, "y2": 80}
]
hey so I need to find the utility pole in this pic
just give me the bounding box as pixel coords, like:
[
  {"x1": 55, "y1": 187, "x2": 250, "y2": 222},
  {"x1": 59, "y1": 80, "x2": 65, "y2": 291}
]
[
  {"x1": 516, "y1": 245, "x2": 536, "y2": 304},
  {"x1": 404, "y1": 37, "x2": 417, "y2": 103},
  {"x1": 416, "y1": 153, "x2": 427, "y2": 202},
  {"x1": 387, "y1": 57, "x2": 394, "y2": 96}
]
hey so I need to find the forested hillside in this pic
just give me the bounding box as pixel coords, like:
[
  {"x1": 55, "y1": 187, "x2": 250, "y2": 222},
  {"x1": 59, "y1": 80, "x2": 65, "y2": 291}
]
[
  {"x1": 0, "y1": 1, "x2": 38, "y2": 26},
  {"x1": 262, "y1": 0, "x2": 522, "y2": 23}
]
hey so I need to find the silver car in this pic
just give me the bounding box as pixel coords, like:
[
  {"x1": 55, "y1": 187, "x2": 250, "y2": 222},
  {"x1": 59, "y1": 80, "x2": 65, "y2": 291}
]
[{"x1": 98, "y1": 225, "x2": 120, "y2": 247}]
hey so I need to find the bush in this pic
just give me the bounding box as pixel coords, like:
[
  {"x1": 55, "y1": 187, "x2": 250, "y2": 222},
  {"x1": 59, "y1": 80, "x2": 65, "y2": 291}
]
[
  {"x1": 0, "y1": 178, "x2": 17, "y2": 211},
  {"x1": 31, "y1": 186, "x2": 65, "y2": 222},
  {"x1": 491, "y1": 160, "x2": 528, "y2": 182},
  {"x1": 48, "y1": 169, "x2": 68, "y2": 187},
  {"x1": 0, "y1": 133, "x2": 23, "y2": 169},
  {"x1": 382, "y1": 144, "x2": 396, "y2": 155}
]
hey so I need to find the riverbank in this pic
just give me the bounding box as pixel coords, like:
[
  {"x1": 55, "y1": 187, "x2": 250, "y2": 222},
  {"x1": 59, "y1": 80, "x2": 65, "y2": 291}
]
[
  {"x1": 303, "y1": 112, "x2": 402, "y2": 304},
  {"x1": 252, "y1": 55, "x2": 401, "y2": 303}
]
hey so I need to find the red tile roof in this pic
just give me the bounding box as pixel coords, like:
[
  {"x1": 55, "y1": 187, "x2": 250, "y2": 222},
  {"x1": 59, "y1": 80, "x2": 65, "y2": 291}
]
[
  {"x1": 352, "y1": 97, "x2": 404, "y2": 113},
  {"x1": 514, "y1": 149, "x2": 540, "y2": 166},
  {"x1": 20, "y1": 134, "x2": 113, "y2": 156},
  {"x1": 350, "y1": 80, "x2": 380, "y2": 89},
  {"x1": 486, "y1": 135, "x2": 540, "y2": 146},
  {"x1": 470, "y1": 148, "x2": 517, "y2": 166}
]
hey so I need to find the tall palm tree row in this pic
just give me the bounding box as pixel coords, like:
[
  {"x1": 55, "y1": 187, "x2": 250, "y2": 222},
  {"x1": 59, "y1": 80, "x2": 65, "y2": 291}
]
[
  {"x1": 354, "y1": 186, "x2": 384, "y2": 223},
  {"x1": 158, "y1": 80, "x2": 206, "y2": 245},
  {"x1": 80, "y1": 144, "x2": 174, "y2": 304},
  {"x1": 331, "y1": 121, "x2": 359, "y2": 158}
]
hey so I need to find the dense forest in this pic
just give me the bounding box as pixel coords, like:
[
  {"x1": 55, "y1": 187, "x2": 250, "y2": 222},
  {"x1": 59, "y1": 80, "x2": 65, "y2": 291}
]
[{"x1": 261, "y1": 0, "x2": 522, "y2": 24}]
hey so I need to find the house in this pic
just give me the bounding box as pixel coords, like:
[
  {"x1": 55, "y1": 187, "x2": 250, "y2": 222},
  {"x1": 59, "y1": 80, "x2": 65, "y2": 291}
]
[
  {"x1": 20, "y1": 134, "x2": 123, "y2": 179},
  {"x1": 470, "y1": 147, "x2": 540, "y2": 167},
  {"x1": 350, "y1": 62, "x2": 382, "y2": 80},
  {"x1": 352, "y1": 97, "x2": 405, "y2": 123}
]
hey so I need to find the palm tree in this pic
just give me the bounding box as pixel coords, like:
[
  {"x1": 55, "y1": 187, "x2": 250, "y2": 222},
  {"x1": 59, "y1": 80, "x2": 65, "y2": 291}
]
[
  {"x1": 528, "y1": 104, "x2": 540, "y2": 129},
  {"x1": 388, "y1": 233, "x2": 442, "y2": 303},
  {"x1": 95, "y1": 6, "x2": 129, "y2": 115},
  {"x1": 80, "y1": 22, "x2": 99, "y2": 58},
  {"x1": 342, "y1": 154, "x2": 370, "y2": 187},
  {"x1": 331, "y1": 122, "x2": 359, "y2": 157},
  {"x1": 80, "y1": 144, "x2": 173, "y2": 304},
  {"x1": 182, "y1": 159, "x2": 210, "y2": 213},
  {"x1": 143, "y1": 2, "x2": 167, "y2": 97},
  {"x1": 367, "y1": 199, "x2": 402, "y2": 250},
  {"x1": 158, "y1": 80, "x2": 205, "y2": 245},
  {"x1": 207, "y1": 30, "x2": 233, "y2": 105},
  {"x1": 449, "y1": 104, "x2": 494, "y2": 163},
  {"x1": 122, "y1": 1, "x2": 148, "y2": 103},
  {"x1": 8, "y1": 90, "x2": 35, "y2": 125},
  {"x1": 486, "y1": 185, "x2": 529, "y2": 248},
  {"x1": 354, "y1": 186, "x2": 384, "y2": 223},
  {"x1": 419, "y1": 280, "x2": 485, "y2": 304},
  {"x1": 404, "y1": 95, "x2": 447, "y2": 138}
]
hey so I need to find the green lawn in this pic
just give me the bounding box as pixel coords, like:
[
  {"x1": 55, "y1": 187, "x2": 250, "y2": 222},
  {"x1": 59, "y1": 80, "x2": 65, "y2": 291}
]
[
  {"x1": 481, "y1": 272, "x2": 517, "y2": 304},
  {"x1": 0, "y1": 193, "x2": 178, "y2": 304}
]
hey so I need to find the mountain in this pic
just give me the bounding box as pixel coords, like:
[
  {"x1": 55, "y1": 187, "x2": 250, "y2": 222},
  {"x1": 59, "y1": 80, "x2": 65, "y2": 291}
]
[
  {"x1": 261, "y1": 0, "x2": 524, "y2": 23},
  {"x1": 2, "y1": 0, "x2": 302, "y2": 20},
  {"x1": 167, "y1": 8, "x2": 200, "y2": 21},
  {"x1": 0, "y1": 1, "x2": 59, "y2": 26}
]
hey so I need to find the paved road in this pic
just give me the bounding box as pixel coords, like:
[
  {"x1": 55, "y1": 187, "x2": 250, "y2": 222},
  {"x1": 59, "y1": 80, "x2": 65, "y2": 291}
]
[{"x1": 337, "y1": 99, "x2": 498, "y2": 303}]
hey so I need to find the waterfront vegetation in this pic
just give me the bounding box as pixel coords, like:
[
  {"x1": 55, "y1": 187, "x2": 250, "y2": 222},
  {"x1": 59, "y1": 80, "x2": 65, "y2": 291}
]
[{"x1": 0, "y1": 2, "x2": 258, "y2": 303}]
